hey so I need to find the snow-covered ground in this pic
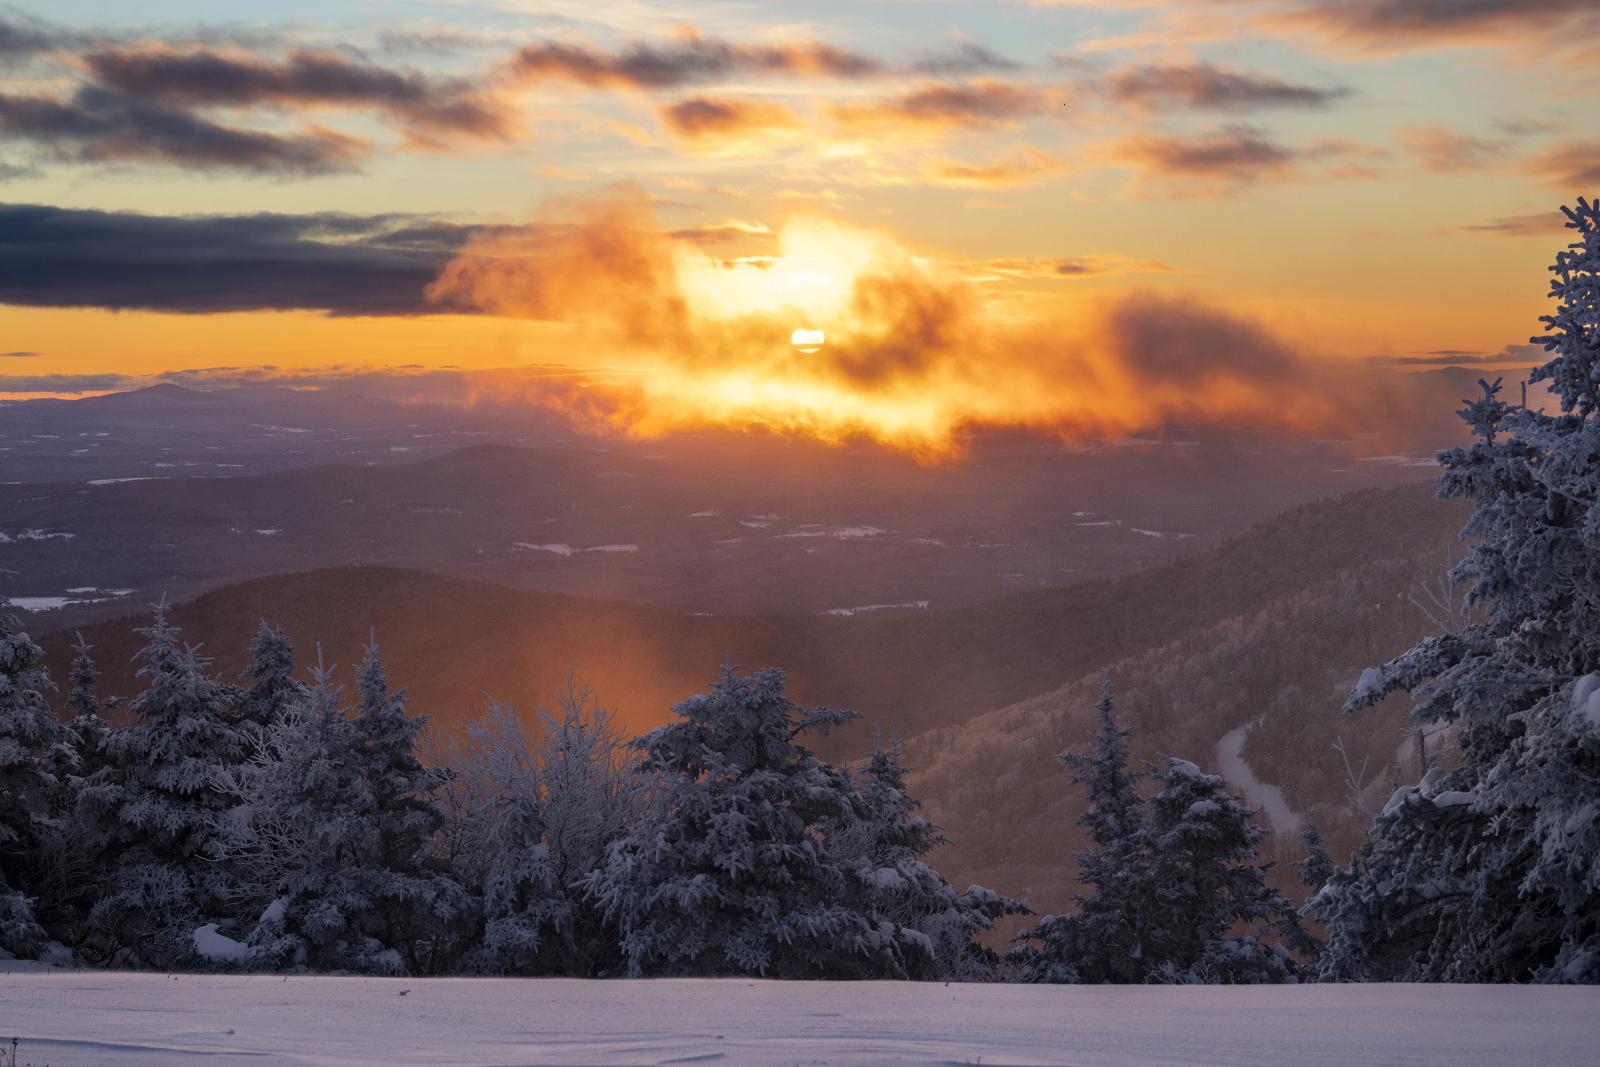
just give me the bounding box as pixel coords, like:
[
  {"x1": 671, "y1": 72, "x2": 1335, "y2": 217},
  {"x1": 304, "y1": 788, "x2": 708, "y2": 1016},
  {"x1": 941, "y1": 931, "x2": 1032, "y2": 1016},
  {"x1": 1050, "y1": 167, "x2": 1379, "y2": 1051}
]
[{"x1": 2, "y1": 969, "x2": 1593, "y2": 1066}]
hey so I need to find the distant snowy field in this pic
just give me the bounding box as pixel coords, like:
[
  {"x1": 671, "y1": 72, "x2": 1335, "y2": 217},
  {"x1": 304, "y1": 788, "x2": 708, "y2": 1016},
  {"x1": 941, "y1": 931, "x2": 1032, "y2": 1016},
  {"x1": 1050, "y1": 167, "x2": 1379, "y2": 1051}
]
[{"x1": 3, "y1": 969, "x2": 1595, "y2": 1066}]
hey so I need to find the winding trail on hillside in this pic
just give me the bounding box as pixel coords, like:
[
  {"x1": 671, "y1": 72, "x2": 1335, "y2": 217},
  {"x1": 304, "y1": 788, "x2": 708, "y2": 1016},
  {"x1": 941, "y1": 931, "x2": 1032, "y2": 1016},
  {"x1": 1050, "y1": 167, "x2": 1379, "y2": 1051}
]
[{"x1": 1217, "y1": 722, "x2": 1302, "y2": 837}]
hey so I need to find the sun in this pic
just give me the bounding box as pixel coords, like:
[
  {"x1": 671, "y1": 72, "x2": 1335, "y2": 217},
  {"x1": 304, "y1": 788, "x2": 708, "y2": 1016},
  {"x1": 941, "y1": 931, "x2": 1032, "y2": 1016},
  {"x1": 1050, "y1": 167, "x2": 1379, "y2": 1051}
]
[{"x1": 791, "y1": 327, "x2": 825, "y2": 354}]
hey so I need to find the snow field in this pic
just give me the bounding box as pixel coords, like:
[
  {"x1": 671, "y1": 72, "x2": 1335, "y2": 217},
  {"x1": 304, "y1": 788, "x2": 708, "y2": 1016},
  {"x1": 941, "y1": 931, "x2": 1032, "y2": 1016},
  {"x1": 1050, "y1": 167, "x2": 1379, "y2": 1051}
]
[{"x1": 2, "y1": 970, "x2": 1595, "y2": 1067}]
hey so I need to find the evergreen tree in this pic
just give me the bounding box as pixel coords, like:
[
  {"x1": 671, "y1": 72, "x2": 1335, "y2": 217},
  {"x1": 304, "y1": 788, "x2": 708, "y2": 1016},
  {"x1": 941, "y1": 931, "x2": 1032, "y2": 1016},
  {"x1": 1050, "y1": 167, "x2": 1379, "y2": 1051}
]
[
  {"x1": 1141, "y1": 758, "x2": 1305, "y2": 984},
  {"x1": 831, "y1": 739, "x2": 1026, "y2": 980},
  {"x1": 0, "y1": 616, "x2": 62, "y2": 957},
  {"x1": 1296, "y1": 818, "x2": 1334, "y2": 893},
  {"x1": 64, "y1": 634, "x2": 110, "y2": 780},
  {"x1": 76, "y1": 604, "x2": 247, "y2": 966},
  {"x1": 584, "y1": 665, "x2": 908, "y2": 978},
  {"x1": 1014, "y1": 683, "x2": 1307, "y2": 983},
  {"x1": 237, "y1": 620, "x2": 305, "y2": 730},
  {"x1": 1012, "y1": 682, "x2": 1148, "y2": 983},
  {"x1": 456, "y1": 684, "x2": 640, "y2": 977},
  {"x1": 1318, "y1": 199, "x2": 1600, "y2": 983},
  {"x1": 222, "y1": 641, "x2": 474, "y2": 975}
]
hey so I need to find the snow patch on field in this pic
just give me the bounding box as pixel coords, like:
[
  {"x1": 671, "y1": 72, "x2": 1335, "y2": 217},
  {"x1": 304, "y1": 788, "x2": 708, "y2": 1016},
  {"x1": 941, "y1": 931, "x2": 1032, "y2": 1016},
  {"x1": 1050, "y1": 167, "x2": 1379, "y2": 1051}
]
[
  {"x1": 1216, "y1": 723, "x2": 1302, "y2": 838},
  {"x1": 821, "y1": 600, "x2": 930, "y2": 617},
  {"x1": 779, "y1": 524, "x2": 886, "y2": 540},
  {"x1": 514, "y1": 543, "x2": 640, "y2": 556},
  {"x1": 0, "y1": 971, "x2": 1593, "y2": 1066},
  {"x1": 515, "y1": 542, "x2": 574, "y2": 556}
]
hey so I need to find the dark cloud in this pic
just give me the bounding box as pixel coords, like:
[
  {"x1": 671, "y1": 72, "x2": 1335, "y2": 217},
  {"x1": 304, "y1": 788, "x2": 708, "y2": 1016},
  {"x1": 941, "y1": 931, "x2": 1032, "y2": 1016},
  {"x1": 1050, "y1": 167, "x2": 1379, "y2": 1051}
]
[
  {"x1": 1106, "y1": 292, "x2": 1305, "y2": 386},
  {"x1": 0, "y1": 373, "x2": 134, "y2": 393},
  {"x1": 0, "y1": 202, "x2": 486, "y2": 314},
  {"x1": 83, "y1": 46, "x2": 509, "y2": 141},
  {"x1": 1114, "y1": 125, "x2": 1295, "y2": 182},
  {"x1": 1526, "y1": 140, "x2": 1600, "y2": 188},
  {"x1": 906, "y1": 43, "x2": 1020, "y2": 76},
  {"x1": 829, "y1": 81, "x2": 1051, "y2": 131},
  {"x1": 1284, "y1": 0, "x2": 1598, "y2": 45},
  {"x1": 658, "y1": 96, "x2": 800, "y2": 140},
  {"x1": 1373, "y1": 345, "x2": 1544, "y2": 366},
  {"x1": 0, "y1": 12, "x2": 81, "y2": 61},
  {"x1": 1102, "y1": 62, "x2": 1350, "y2": 112},
  {"x1": 509, "y1": 35, "x2": 882, "y2": 90},
  {"x1": 0, "y1": 85, "x2": 365, "y2": 174},
  {"x1": 0, "y1": 350, "x2": 41, "y2": 357}
]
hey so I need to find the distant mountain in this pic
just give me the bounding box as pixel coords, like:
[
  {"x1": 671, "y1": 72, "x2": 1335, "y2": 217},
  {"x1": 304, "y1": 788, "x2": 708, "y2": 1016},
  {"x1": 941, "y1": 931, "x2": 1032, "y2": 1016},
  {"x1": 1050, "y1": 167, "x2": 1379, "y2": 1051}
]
[
  {"x1": 86, "y1": 383, "x2": 229, "y2": 408},
  {"x1": 4, "y1": 431, "x2": 1452, "y2": 621},
  {"x1": 39, "y1": 480, "x2": 1468, "y2": 875}
]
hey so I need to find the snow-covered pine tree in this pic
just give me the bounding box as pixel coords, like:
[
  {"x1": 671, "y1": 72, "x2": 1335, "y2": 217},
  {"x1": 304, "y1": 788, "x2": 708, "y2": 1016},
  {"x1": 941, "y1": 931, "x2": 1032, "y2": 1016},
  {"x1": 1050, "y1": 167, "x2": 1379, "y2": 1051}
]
[
  {"x1": 1141, "y1": 758, "x2": 1306, "y2": 984},
  {"x1": 1296, "y1": 818, "x2": 1334, "y2": 893},
  {"x1": 237, "y1": 620, "x2": 306, "y2": 730},
  {"x1": 464, "y1": 682, "x2": 642, "y2": 976},
  {"x1": 830, "y1": 739, "x2": 1027, "y2": 980},
  {"x1": 584, "y1": 665, "x2": 905, "y2": 978},
  {"x1": 214, "y1": 655, "x2": 367, "y2": 969},
  {"x1": 1012, "y1": 681, "x2": 1147, "y2": 983},
  {"x1": 0, "y1": 616, "x2": 63, "y2": 958},
  {"x1": 219, "y1": 641, "x2": 473, "y2": 974},
  {"x1": 76, "y1": 603, "x2": 247, "y2": 966},
  {"x1": 346, "y1": 638, "x2": 474, "y2": 974},
  {"x1": 1317, "y1": 199, "x2": 1600, "y2": 984}
]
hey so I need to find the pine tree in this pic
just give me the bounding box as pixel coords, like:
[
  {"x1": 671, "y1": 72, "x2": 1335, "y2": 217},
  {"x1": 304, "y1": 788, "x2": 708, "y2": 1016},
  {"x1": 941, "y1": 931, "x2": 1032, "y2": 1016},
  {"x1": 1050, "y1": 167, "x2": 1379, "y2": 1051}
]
[
  {"x1": 1141, "y1": 758, "x2": 1305, "y2": 984},
  {"x1": 1013, "y1": 683, "x2": 1308, "y2": 983},
  {"x1": 219, "y1": 641, "x2": 473, "y2": 974},
  {"x1": 0, "y1": 616, "x2": 62, "y2": 957},
  {"x1": 832, "y1": 739, "x2": 1027, "y2": 980},
  {"x1": 1296, "y1": 818, "x2": 1334, "y2": 893},
  {"x1": 237, "y1": 620, "x2": 305, "y2": 730},
  {"x1": 76, "y1": 603, "x2": 247, "y2": 966},
  {"x1": 1318, "y1": 199, "x2": 1600, "y2": 983},
  {"x1": 64, "y1": 634, "x2": 110, "y2": 781},
  {"x1": 583, "y1": 665, "x2": 905, "y2": 978},
  {"x1": 346, "y1": 639, "x2": 473, "y2": 973},
  {"x1": 1012, "y1": 681, "x2": 1148, "y2": 983}
]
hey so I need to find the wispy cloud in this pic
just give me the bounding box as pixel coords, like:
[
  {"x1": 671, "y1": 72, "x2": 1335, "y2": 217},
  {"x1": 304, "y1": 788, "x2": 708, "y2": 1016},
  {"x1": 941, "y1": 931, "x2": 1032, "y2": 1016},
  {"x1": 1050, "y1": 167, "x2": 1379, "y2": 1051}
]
[
  {"x1": 928, "y1": 147, "x2": 1069, "y2": 188},
  {"x1": 1526, "y1": 139, "x2": 1600, "y2": 188},
  {"x1": 0, "y1": 86, "x2": 366, "y2": 174},
  {"x1": 82, "y1": 45, "x2": 512, "y2": 145},
  {"x1": 1399, "y1": 124, "x2": 1504, "y2": 174},
  {"x1": 657, "y1": 95, "x2": 801, "y2": 142},
  {"x1": 1110, "y1": 124, "x2": 1386, "y2": 194},
  {"x1": 1101, "y1": 61, "x2": 1350, "y2": 113},
  {"x1": 508, "y1": 33, "x2": 882, "y2": 90},
  {"x1": 1451, "y1": 211, "x2": 1568, "y2": 238},
  {"x1": 828, "y1": 80, "x2": 1055, "y2": 133}
]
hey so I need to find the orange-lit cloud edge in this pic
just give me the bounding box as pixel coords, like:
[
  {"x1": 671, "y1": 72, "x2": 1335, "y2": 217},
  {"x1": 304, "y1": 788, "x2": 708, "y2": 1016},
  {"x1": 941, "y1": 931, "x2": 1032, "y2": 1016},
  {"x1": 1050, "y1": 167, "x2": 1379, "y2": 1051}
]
[{"x1": 406, "y1": 190, "x2": 1468, "y2": 459}]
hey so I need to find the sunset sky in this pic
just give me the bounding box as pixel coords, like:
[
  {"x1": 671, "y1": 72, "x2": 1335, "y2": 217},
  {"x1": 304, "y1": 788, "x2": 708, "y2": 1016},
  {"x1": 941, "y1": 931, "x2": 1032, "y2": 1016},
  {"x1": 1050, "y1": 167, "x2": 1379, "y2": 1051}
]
[{"x1": 2, "y1": 1, "x2": 1597, "y2": 444}]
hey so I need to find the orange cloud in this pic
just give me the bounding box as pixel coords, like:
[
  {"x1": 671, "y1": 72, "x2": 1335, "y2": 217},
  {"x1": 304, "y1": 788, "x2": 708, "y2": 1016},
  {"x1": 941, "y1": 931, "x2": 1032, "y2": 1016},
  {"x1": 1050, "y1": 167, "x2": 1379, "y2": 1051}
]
[
  {"x1": 827, "y1": 80, "x2": 1055, "y2": 134},
  {"x1": 508, "y1": 34, "x2": 881, "y2": 91},
  {"x1": 927, "y1": 147, "x2": 1070, "y2": 188},
  {"x1": 425, "y1": 189, "x2": 1420, "y2": 457},
  {"x1": 1399, "y1": 124, "x2": 1504, "y2": 174},
  {"x1": 657, "y1": 96, "x2": 801, "y2": 143},
  {"x1": 1526, "y1": 140, "x2": 1600, "y2": 188}
]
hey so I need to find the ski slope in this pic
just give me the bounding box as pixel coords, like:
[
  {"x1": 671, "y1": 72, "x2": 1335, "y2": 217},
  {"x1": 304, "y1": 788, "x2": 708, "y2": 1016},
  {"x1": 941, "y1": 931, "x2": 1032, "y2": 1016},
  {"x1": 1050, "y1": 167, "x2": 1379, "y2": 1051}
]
[{"x1": 3, "y1": 967, "x2": 1594, "y2": 1066}]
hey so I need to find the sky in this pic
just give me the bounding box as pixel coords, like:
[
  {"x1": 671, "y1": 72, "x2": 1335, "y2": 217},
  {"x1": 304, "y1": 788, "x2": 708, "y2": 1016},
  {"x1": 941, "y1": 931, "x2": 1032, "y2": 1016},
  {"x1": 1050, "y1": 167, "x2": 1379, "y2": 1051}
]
[{"x1": 1, "y1": 1, "x2": 1596, "y2": 449}]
